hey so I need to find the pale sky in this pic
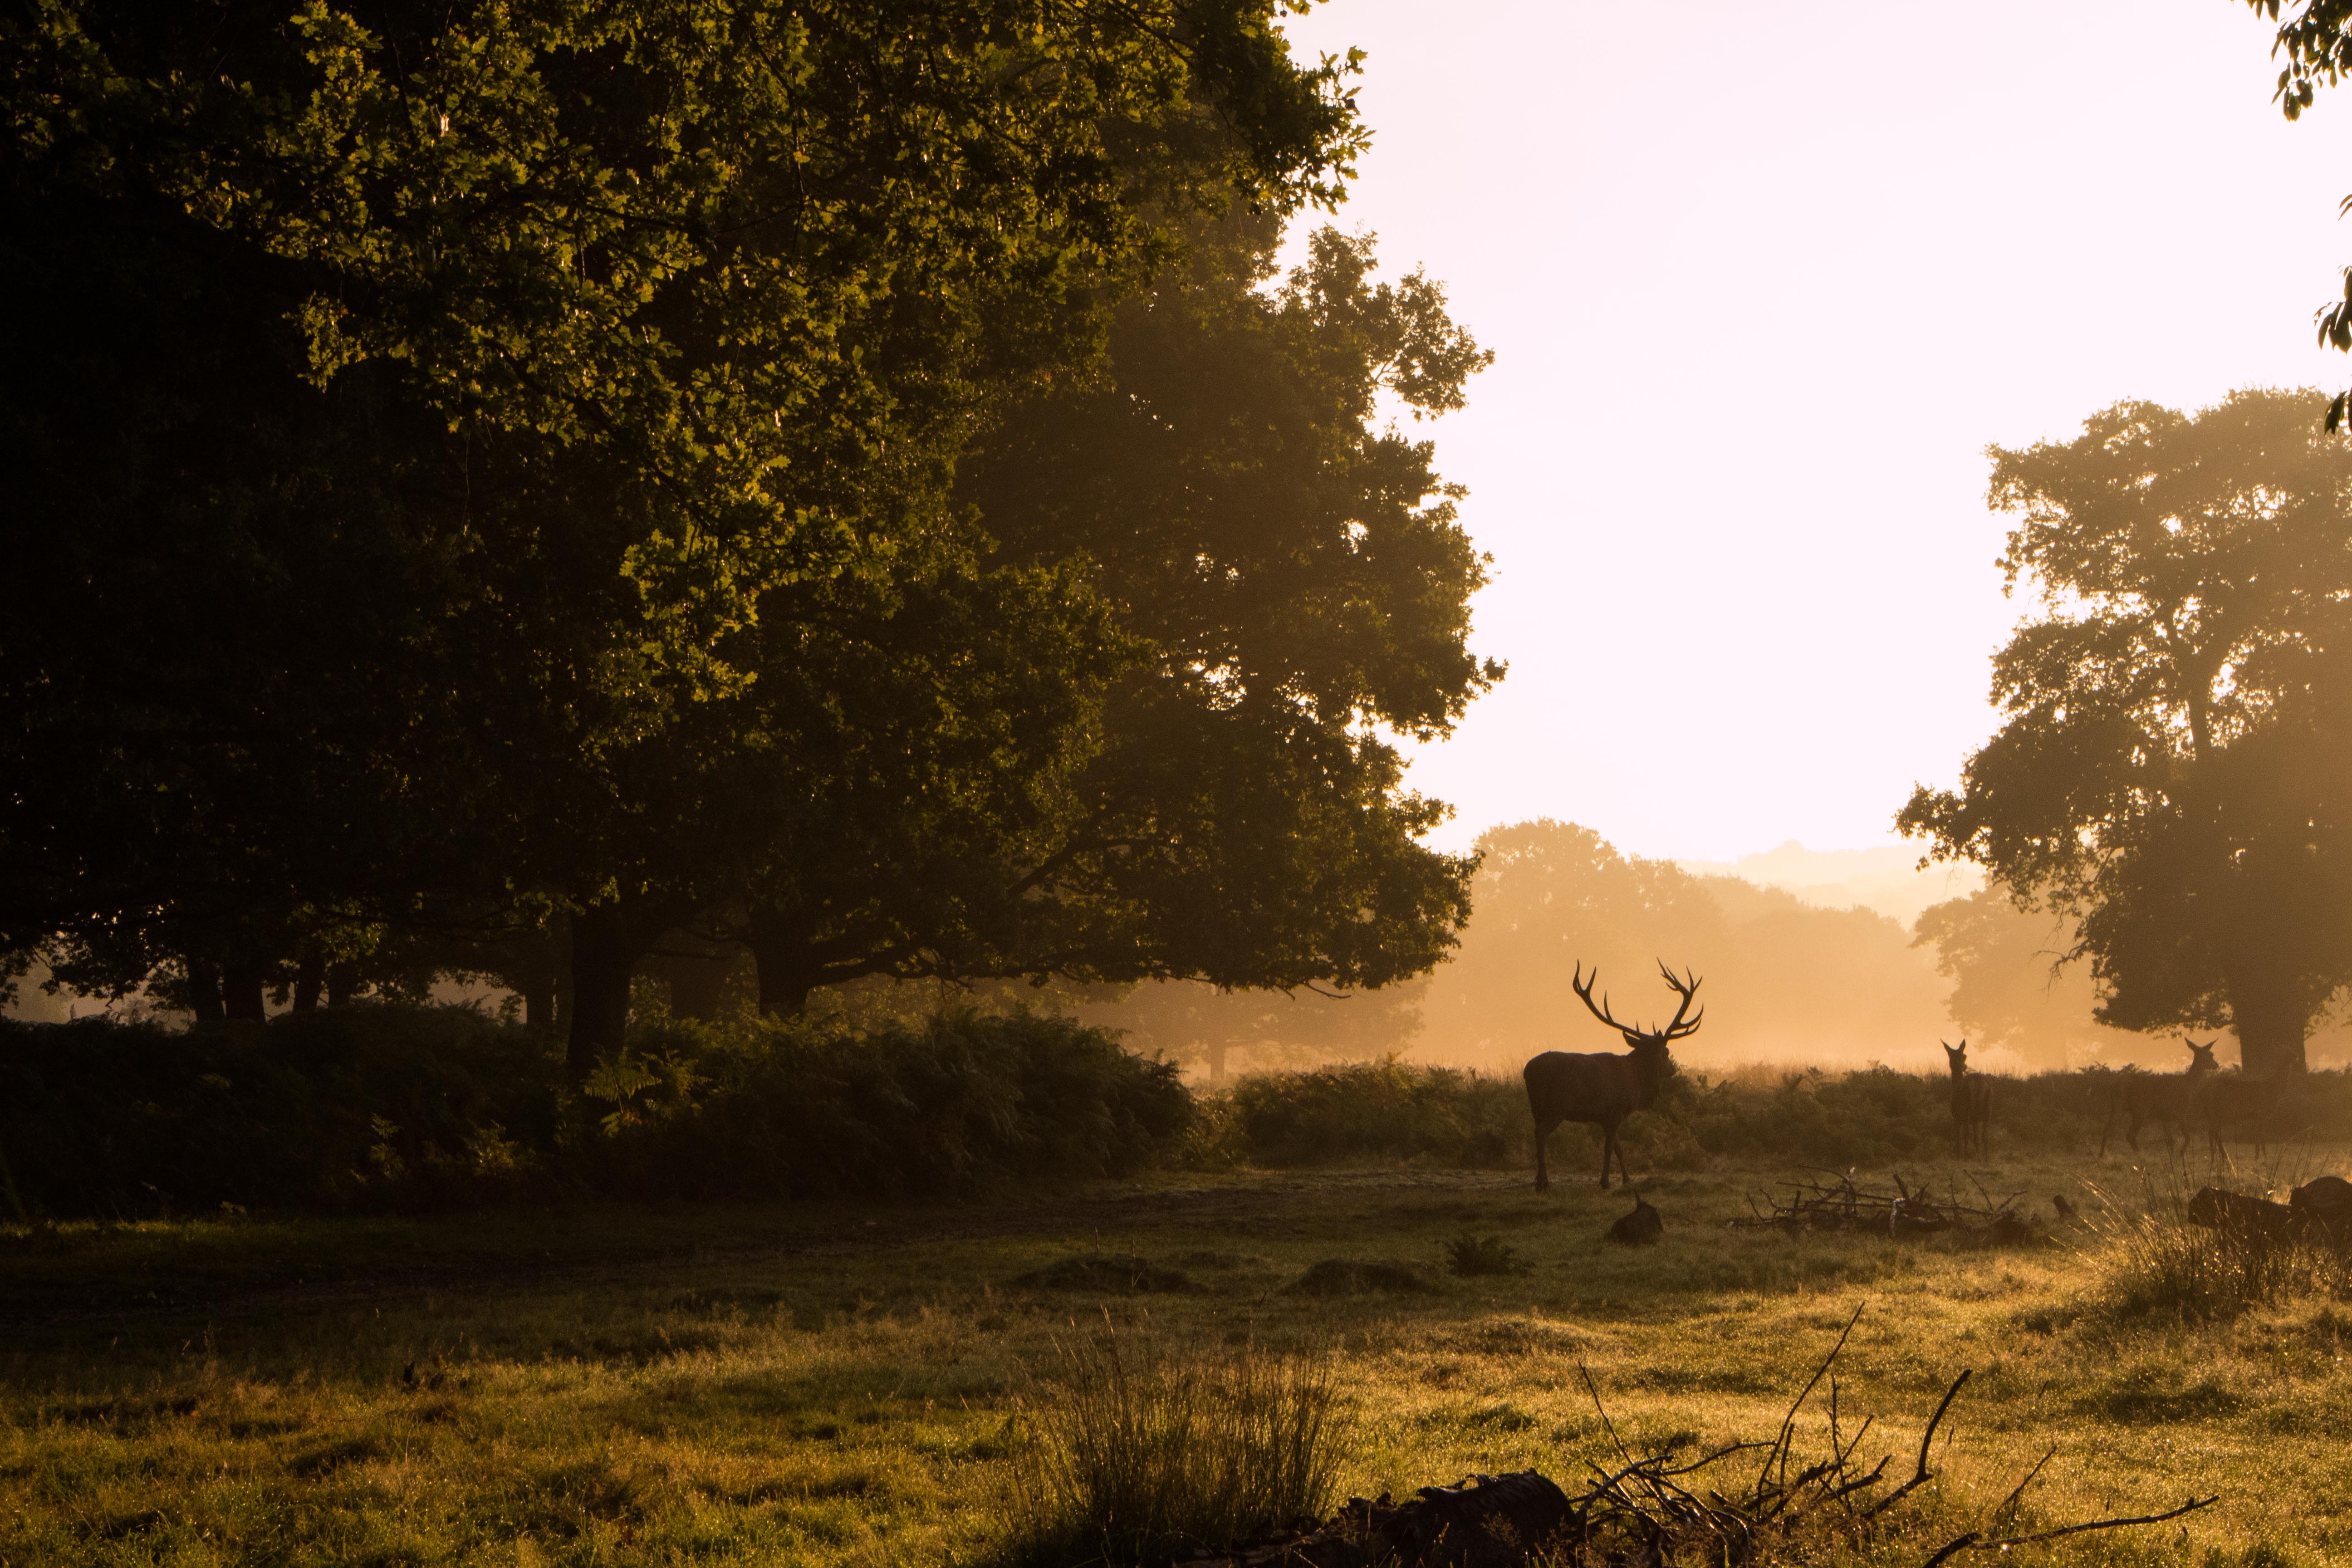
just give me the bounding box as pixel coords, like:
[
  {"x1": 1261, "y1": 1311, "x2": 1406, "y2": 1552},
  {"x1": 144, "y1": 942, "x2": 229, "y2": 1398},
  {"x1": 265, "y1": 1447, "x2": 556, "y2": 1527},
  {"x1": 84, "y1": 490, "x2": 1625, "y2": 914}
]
[{"x1": 1281, "y1": 0, "x2": 2352, "y2": 862}]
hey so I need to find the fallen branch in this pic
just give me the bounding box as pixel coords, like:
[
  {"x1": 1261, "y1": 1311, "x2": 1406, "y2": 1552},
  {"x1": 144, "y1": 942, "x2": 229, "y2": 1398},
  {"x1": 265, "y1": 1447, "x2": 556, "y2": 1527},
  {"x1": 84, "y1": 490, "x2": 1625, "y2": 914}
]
[
  {"x1": 1175, "y1": 1313, "x2": 2219, "y2": 1568},
  {"x1": 1923, "y1": 1494, "x2": 2220, "y2": 1568}
]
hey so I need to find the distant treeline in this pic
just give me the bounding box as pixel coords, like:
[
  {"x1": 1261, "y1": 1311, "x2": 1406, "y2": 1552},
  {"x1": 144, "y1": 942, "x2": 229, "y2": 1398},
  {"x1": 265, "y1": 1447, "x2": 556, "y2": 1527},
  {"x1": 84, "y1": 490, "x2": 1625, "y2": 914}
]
[{"x1": 1084, "y1": 820, "x2": 2350, "y2": 1080}]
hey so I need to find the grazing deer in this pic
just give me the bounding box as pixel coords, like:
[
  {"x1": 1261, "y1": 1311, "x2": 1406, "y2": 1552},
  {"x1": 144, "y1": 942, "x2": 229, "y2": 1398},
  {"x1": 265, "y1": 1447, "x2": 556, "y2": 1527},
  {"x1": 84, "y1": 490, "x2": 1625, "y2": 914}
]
[
  {"x1": 1944, "y1": 1041, "x2": 1992, "y2": 1159},
  {"x1": 2097, "y1": 1039, "x2": 2220, "y2": 1156},
  {"x1": 1524, "y1": 961, "x2": 1701, "y2": 1191}
]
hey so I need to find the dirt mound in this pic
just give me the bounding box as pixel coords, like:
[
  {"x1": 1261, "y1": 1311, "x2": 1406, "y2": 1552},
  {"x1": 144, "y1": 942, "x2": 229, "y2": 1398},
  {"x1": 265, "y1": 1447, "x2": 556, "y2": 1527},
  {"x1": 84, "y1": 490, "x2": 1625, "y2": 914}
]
[
  {"x1": 1010, "y1": 1254, "x2": 1200, "y2": 1294},
  {"x1": 1288, "y1": 1259, "x2": 1436, "y2": 1296}
]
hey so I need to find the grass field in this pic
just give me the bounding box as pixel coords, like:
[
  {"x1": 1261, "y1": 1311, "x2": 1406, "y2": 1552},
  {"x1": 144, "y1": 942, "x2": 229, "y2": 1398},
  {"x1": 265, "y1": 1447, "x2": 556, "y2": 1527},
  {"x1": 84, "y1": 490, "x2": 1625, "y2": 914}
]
[{"x1": 4, "y1": 1141, "x2": 2349, "y2": 1567}]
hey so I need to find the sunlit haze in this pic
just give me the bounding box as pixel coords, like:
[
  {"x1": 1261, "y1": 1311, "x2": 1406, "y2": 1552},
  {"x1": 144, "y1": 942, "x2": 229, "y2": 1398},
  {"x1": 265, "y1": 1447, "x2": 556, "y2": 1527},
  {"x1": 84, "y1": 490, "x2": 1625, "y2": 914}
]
[{"x1": 1282, "y1": 0, "x2": 2352, "y2": 863}]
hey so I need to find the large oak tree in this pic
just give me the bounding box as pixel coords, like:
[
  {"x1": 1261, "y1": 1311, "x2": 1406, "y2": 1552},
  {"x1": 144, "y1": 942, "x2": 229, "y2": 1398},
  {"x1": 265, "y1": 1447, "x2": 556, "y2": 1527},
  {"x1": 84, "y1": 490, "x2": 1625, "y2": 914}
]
[
  {"x1": 1900, "y1": 389, "x2": 2352, "y2": 1076},
  {"x1": 1, "y1": 0, "x2": 1363, "y2": 1024}
]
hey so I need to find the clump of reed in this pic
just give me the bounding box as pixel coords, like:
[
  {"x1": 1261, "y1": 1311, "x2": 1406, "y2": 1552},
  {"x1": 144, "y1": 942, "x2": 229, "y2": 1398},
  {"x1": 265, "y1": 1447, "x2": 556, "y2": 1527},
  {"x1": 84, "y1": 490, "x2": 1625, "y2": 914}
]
[{"x1": 1002, "y1": 1330, "x2": 1350, "y2": 1565}]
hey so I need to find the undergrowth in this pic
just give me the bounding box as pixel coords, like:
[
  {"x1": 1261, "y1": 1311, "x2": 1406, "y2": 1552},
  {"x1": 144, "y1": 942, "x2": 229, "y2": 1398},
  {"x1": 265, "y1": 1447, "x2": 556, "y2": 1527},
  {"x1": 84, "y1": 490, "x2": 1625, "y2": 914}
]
[{"x1": 0, "y1": 1006, "x2": 1188, "y2": 1218}]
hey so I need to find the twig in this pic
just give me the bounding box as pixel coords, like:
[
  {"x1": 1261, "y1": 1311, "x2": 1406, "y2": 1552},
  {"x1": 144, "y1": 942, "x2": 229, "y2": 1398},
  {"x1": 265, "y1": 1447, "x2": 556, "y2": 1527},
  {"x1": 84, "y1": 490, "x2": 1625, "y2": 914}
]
[
  {"x1": 1923, "y1": 1495, "x2": 2220, "y2": 1567},
  {"x1": 1984, "y1": 1494, "x2": 2220, "y2": 1548},
  {"x1": 1754, "y1": 1303, "x2": 1863, "y2": 1496},
  {"x1": 1992, "y1": 1444, "x2": 2057, "y2": 1533},
  {"x1": 1862, "y1": 1370, "x2": 1971, "y2": 1519},
  {"x1": 1577, "y1": 1360, "x2": 1633, "y2": 1465}
]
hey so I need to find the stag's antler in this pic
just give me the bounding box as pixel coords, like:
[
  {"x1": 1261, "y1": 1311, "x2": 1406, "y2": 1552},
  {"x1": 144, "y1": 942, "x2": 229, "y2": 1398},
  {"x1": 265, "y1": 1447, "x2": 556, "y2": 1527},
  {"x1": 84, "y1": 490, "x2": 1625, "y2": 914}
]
[
  {"x1": 1656, "y1": 960, "x2": 1705, "y2": 1039},
  {"x1": 1573, "y1": 960, "x2": 1704, "y2": 1042}
]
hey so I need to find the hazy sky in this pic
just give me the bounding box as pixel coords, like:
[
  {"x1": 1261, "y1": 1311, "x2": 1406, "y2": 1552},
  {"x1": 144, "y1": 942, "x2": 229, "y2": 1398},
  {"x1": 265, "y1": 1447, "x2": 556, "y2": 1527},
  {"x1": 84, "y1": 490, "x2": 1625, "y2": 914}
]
[{"x1": 1280, "y1": 0, "x2": 2352, "y2": 862}]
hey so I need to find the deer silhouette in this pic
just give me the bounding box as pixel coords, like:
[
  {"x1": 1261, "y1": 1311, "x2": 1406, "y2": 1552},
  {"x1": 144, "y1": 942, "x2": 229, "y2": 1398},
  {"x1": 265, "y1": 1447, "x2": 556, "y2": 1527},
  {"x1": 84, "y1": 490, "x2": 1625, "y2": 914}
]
[
  {"x1": 2097, "y1": 1039, "x2": 2218, "y2": 1156},
  {"x1": 1524, "y1": 961, "x2": 1701, "y2": 1191},
  {"x1": 1944, "y1": 1040, "x2": 1993, "y2": 1159},
  {"x1": 2197, "y1": 1057, "x2": 2290, "y2": 1162}
]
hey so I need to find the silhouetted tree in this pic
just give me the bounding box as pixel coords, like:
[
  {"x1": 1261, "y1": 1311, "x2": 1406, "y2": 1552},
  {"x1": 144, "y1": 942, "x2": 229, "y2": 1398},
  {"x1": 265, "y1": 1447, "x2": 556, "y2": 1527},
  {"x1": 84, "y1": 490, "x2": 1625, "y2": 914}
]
[
  {"x1": 1900, "y1": 390, "x2": 2352, "y2": 1076},
  {"x1": 1077, "y1": 977, "x2": 1427, "y2": 1081},
  {"x1": 1415, "y1": 820, "x2": 1952, "y2": 1066},
  {"x1": 1910, "y1": 890, "x2": 2132, "y2": 1069}
]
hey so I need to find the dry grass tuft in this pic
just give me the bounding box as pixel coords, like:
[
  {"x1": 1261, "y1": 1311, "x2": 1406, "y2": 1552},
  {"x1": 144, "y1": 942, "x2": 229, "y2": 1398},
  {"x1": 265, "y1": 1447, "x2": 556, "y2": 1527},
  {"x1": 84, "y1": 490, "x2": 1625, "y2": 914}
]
[
  {"x1": 2082, "y1": 1177, "x2": 2352, "y2": 1322},
  {"x1": 1004, "y1": 1330, "x2": 1351, "y2": 1565}
]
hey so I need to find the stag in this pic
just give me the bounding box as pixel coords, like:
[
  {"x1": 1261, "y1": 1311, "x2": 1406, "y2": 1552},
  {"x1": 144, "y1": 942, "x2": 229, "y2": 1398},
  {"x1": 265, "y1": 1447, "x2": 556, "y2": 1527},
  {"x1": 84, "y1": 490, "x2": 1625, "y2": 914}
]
[
  {"x1": 2097, "y1": 1039, "x2": 2219, "y2": 1156},
  {"x1": 1944, "y1": 1040, "x2": 1992, "y2": 1159},
  {"x1": 1524, "y1": 961, "x2": 1701, "y2": 1191}
]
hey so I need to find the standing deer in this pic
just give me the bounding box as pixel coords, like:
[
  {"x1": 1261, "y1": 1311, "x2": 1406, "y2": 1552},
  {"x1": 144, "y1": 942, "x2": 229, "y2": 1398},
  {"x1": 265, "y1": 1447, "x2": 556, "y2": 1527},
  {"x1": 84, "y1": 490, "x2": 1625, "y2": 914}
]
[
  {"x1": 1944, "y1": 1040, "x2": 1993, "y2": 1159},
  {"x1": 2097, "y1": 1039, "x2": 2219, "y2": 1156},
  {"x1": 1524, "y1": 961, "x2": 1701, "y2": 1191},
  {"x1": 2196, "y1": 1063, "x2": 2288, "y2": 1163}
]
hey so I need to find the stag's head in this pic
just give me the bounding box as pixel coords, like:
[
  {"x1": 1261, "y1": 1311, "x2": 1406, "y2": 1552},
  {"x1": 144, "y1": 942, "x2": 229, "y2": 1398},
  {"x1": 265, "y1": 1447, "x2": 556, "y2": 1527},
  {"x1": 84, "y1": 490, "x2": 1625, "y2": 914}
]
[
  {"x1": 1572, "y1": 960, "x2": 1703, "y2": 1082},
  {"x1": 2186, "y1": 1039, "x2": 2220, "y2": 1074},
  {"x1": 1943, "y1": 1040, "x2": 1970, "y2": 1078}
]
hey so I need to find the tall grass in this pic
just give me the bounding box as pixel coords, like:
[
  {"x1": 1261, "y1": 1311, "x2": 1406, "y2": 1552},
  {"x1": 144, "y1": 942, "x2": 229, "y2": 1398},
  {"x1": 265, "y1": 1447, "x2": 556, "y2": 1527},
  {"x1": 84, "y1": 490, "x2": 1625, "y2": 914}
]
[
  {"x1": 2082, "y1": 1174, "x2": 2352, "y2": 1322},
  {"x1": 1005, "y1": 1332, "x2": 1350, "y2": 1565}
]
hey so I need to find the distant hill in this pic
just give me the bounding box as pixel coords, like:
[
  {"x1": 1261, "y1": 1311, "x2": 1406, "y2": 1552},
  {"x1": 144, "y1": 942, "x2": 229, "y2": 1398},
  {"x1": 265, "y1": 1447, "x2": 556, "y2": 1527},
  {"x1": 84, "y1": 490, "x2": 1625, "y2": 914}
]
[{"x1": 1677, "y1": 840, "x2": 1982, "y2": 929}]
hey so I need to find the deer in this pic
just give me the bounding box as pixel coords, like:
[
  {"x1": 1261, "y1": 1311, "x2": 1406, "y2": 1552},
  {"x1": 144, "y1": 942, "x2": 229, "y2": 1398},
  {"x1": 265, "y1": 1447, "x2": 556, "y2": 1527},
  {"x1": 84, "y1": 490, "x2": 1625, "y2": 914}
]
[
  {"x1": 2195, "y1": 1061, "x2": 2288, "y2": 1164},
  {"x1": 1944, "y1": 1040, "x2": 1993, "y2": 1159},
  {"x1": 2097, "y1": 1039, "x2": 2220, "y2": 1156},
  {"x1": 1524, "y1": 961, "x2": 1701, "y2": 1191}
]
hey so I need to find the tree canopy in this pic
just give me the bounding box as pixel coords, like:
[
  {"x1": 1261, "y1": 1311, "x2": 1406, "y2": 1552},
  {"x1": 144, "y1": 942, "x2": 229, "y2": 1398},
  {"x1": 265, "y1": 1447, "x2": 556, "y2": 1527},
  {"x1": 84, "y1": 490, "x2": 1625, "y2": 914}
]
[
  {"x1": 1899, "y1": 389, "x2": 2352, "y2": 1075},
  {"x1": 2251, "y1": 0, "x2": 2352, "y2": 425},
  {"x1": 3, "y1": 1, "x2": 1496, "y2": 1061}
]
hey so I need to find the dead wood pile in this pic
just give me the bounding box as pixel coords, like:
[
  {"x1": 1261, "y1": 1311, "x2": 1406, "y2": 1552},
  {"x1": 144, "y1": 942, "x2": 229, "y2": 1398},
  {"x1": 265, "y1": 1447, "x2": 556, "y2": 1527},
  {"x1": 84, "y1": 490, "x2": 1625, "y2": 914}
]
[
  {"x1": 1174, "y1": 1312, "x2": 2212, "y2": 1568},
  {"x1": 1732, "y1": 1171, "x2": 2038, "y2": 1240}
]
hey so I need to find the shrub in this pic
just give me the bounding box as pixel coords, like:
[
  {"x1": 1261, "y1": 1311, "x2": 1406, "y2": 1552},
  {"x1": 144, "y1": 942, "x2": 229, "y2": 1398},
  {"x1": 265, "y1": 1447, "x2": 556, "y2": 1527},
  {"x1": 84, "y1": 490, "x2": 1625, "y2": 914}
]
[
  {"x1": 0, "y1": 1005, "x2": 559, "y2": 1218},
  {"x1": 590, "y1": 1008, "x2": 1192, "y2": 1201},
  {"x1": 0, "y1": 1006, "x2": 1189, "y2": 1218},
  {"x1": 1006, "y1": 1333, "x2": 1349, "y2": 1565},
  {"x1": 1224, "y1": 1058, "x2": 1528, "y2": 1167},
  {"x1": 1215, "y1": 1058, "x2": 2352, "y2": 1172}
]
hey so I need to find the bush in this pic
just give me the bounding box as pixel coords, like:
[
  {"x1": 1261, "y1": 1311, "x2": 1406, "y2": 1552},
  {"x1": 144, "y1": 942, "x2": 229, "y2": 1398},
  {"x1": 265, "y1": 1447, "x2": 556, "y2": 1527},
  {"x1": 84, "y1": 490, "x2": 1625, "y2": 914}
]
[
  {"x1": 0, "y1": 1006, "x2": 1190, "y2": 1218},
  {"x1": 1212, "y1": 1058, "x2": 2352, "y2": 1173},
  {"x1": 592, "y1": 1009, "x2": 1193, "y2": 1201},
  {"x1": 0, "y1": 1006, "x2": 559, "y2": 1218},
  {"x1": 1005, "y1": 1333, "x2": 1349, "y2": 1565},
  {"x1": 1222, "y1": 1058, "x2": 1528, "y2": 1168}
]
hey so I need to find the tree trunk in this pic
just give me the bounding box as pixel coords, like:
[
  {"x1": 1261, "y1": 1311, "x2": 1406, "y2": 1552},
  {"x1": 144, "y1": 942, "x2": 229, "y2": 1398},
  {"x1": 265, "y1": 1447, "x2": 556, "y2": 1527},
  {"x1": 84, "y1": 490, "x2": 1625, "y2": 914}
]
[
  {"x1": 565, "y1": 903, "x2": 646, "y2": 1076},
  {"x1": 2233, "y1": 1009, "x2": 2309, "y2": 1078},
  {"x1": 523, "y1": 976, "x2": 558, "y2": 1030},
  {"x1": 661, "y1": 952, "x2": 731, "y2": 1022},
  {"x1": 326, "y1": 962, "x2": 361, "y2": 1007},
  {"x1": 186, "y1": 961, "x2": 226, "y2": 1025},
  {"x1": 221, "y1": 960, "x2": 267, "y2": 1023},
  {"x1": 745, "y1": 907, "x2": 829, "y2": 1017},
  {"x1": 1206, "y1": 1039, "x2": 1229, "y2": 1084},
  {"x1": 292, "y1": 951, "x2": 325, "y2": 1014},
  {"x1": 2226, "y1": 954, "x2": 2312, "y2": 1078}
]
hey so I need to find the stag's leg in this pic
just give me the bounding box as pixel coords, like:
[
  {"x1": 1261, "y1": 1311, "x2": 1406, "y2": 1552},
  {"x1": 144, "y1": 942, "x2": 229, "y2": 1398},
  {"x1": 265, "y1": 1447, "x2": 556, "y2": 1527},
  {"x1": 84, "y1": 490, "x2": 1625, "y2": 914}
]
[
  {"x1": 1533, "y1": 1115, "x2": 1552, "y2": 1192},
  {"x1": 1598, "y1": 1122, "x2": 1619, "y2": 1190}
]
